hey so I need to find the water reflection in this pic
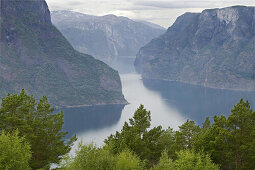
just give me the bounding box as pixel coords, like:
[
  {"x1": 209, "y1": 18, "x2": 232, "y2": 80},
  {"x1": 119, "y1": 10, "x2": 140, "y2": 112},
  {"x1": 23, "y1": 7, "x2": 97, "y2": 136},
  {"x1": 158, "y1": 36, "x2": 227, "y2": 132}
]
[
  {"x1": 62, "y1": 105, "x2": 124, "y2": 138},
  {"x1": 142, "y1": 79, "x2": 255, "y2": 124},
  {"x1": 73, "y1": 73, "x2": 185, "y2": 147},
  {"x1": 63, "y1": 56, "x2": 255, "y2": 148}
]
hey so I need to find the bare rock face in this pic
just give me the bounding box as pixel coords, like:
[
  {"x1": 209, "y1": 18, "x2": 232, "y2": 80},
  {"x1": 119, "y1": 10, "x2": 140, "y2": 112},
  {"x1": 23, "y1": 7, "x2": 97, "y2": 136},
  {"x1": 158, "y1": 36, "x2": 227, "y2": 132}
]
[
  {"x1": 51, "y1": 11, "x2": 165, "y2": 63},
  {"x1": 0, "y1": 0, "x2": 127, "y2": 107},
  {"x1": 135, "y1": 6, "x2": 255, "y2": 91}
]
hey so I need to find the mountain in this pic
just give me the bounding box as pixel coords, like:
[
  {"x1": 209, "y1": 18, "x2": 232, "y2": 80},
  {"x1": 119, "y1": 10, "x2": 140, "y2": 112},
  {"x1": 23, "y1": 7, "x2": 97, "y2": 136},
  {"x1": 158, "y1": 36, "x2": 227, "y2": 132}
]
[
  {"x1": 135, "y1": 6, "x2": 255, "y2": 91},
  {"x1": 135, "y1": 20, "x2": 166, "y2": 30},
  {"x1": 0, "y1": 0, "x2": 127, "y2": 107},
  {"x1": 51, "y1": 11, "x2": 165, "y2": 63}
]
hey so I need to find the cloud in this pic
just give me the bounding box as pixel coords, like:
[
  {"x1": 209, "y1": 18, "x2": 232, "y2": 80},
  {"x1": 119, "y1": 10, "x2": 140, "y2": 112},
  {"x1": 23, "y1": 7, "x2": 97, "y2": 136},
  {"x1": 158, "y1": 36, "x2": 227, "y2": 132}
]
[
  {"x1": 99, "y1": 10, "x2": 136, "y2": 18},
  {"x1": 133, "y1": 0, "x2": 255, "y2": 9},
  {"x1": 66, "y1": 1, "x2": 85, "y2": 7},
  {"x1": 133, "y1": 1, "x2": 214, "y2": 9},
  {"x1": 46, "y1": 0, "x2": 255, "y2": 28}
]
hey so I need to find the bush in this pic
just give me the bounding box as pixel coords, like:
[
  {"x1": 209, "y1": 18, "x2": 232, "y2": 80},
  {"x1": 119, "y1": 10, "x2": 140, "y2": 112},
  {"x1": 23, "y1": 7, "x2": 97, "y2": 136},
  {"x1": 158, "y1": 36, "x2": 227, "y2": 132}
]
[
  {"x1": 0, "y1": 130, "x2": 31, "y2": 170},
  {"x1": 64, "y1": 143, "x2": 115, "y2": 170},
  {"x1": 174, "y1": 150, "x2": 219, "y2": 170},
  {"x1": 152, "y1": 150, "x2": 175, "y2": 170},
  {"x1": 115, "y1": 149, "x2": 144, "y2": 170}
]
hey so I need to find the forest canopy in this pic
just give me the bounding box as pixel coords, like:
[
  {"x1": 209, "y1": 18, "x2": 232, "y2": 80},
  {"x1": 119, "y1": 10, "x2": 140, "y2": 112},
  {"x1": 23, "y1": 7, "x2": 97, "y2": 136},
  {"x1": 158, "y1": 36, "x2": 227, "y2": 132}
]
[{"x1": 0, "y1": 90, "x2": 254, "y2": 170}]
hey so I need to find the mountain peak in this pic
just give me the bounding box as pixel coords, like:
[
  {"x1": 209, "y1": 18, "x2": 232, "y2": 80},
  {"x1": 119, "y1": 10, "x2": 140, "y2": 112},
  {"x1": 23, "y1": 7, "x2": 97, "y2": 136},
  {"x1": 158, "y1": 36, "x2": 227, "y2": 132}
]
[
  {"x1": 1, "y1": 0, "x2": 51, "y2": 25},
  {"x1": 51, "y1": 10, "x2": 166, "y2": 63},
  {"x1": 135, "y1": 6, "x2": 255, "y2": 91},
  {"x1": 0, "y1": 0, "x2": 126, "y2": 107}
]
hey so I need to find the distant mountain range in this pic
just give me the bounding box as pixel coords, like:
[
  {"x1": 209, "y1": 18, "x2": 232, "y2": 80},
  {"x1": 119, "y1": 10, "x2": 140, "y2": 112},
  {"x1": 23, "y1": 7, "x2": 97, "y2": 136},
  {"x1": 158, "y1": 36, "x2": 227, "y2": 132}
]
[
  {"x1": 51, "y1": 11, "x2": 165, "y2": 63},
  {"x1": 135, "y1": 6, "x2": 255, "y2": 91},
  {"x1": 0, "y1": 0, "x2": 126, "y2": 107}
]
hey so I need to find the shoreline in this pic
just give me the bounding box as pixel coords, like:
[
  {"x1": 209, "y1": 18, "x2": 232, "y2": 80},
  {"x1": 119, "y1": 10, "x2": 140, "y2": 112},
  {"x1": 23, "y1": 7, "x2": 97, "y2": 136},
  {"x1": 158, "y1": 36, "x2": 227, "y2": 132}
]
[
  {"x1": 142, "y1": 77, "x2": 255, "y2": 93},
  {"x1": 56, "y1": 101, "x2": 129, "y2": 109}
]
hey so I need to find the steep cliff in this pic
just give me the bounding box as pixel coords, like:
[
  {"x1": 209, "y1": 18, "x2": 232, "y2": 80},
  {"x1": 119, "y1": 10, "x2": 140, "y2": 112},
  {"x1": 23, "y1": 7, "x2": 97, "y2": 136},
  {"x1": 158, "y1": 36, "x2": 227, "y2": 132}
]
[
  {"x1": 135, "y1": 6, "x2": 255, "y2": 91},
  {"x1": 0, "y1": 0, "x2": 127, "y2": 107},
  {"x1": 51, "y1": 11, "x2": 165, "y2": 63}
]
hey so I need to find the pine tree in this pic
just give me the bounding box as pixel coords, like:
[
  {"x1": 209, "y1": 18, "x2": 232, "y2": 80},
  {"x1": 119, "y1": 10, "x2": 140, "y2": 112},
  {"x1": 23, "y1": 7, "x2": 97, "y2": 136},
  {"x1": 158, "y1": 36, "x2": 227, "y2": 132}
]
[{"x1": 0, "y1": 89, "x2": 76, "y2": 169}]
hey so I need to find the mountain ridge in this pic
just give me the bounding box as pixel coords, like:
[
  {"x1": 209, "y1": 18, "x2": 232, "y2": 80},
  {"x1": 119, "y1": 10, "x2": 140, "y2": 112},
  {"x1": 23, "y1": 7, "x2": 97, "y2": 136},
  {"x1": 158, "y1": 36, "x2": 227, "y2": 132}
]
[
  {"x1": 51, "y1": 10, "x2": 166, "y2": 63},
  {"x1": 135, "y1": 6, "x2": 255, "y2": 91},
  {"x1": 0, "y1": 0, "x2": 127, "y2": 107}
]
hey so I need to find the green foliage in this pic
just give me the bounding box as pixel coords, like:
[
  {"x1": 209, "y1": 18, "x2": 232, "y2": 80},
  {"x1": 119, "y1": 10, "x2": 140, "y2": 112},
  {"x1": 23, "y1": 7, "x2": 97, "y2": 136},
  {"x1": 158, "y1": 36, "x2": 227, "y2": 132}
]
[
  {"x1": 60, "y1": 99, "x2": 255, "y2": 170},
  {"x1": 116, "y1": 149, "x2": 144, "y2": 170},
  {"x1": 105, "y1": 105, "x2": 165, "y2": 167},
  {"x1": 0, "y1": 130, "x2": 31, "y2": 170},
  {"x1": 0, "y1": 92, "x2": 246, "y2": 170},
  {"x1": 159, "y1": 128, "x2": 176, "y2": 159},
  {"x1": 174, "y1": 150, "x2": 219, "y2": 170},
  {"x1": 0, "y1": 90, "x2": 76, "y2": 169},
  {"x1": 227, "y1": 99, "x2": 255, "y2": 169},
  {"x1": 193, "y1": 117, "x2": 213, "y2": 153},
  {"x1": 61, "y1": 144, "x2": 143, "y2": 170},
  {"x1": 194, "y1": 99, "x2": 255, "y2": 170},
  {"x1": 175, "y1": 120, "x2": 201, "y2": 151},
  {"x1": 152, "y1": 150, "x2": 175, "y2": 170},
  {"x1": 66, "y1": 143, "x2": 115, "y2": 170},
  {"x1": 68, "y1": 100, "x2": 254, "y2": 170}
]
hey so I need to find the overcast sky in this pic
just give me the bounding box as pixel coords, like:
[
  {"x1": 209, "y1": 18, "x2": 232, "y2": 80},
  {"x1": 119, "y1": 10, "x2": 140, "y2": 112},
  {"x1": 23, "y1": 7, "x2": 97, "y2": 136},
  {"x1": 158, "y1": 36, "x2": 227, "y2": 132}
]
[{"x1": 46, "y1": 0, "x2": 255, "y2": 28}]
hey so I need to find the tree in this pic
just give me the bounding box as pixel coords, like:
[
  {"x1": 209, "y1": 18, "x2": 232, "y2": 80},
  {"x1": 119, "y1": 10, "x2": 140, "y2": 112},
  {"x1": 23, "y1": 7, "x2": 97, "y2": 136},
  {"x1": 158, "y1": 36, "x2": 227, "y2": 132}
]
[
  {"x1": 0, "y1": 130, "x2": 31, "y2": 170},
  {"x1": 193, "y1": 117, "x2": 214, "y2": 153},
  {"x1": 62, "y1": 144, "x2": 143, "y2": 170},
  {"x1": 152, "y1": 150, "x2": 175, "y2": 170},
  {"x1": 105, "y1": 105, "x2": 165, "y2": 167},
  {"x1": 193, "y1": 99, "x2": 255, "y2": 170},
  {"x1": 115, "y1": 149, "x2": 144, "y2": 170},
  {"x1": 175, "y1": 120, "x2": 200, "y2": 151},
  {"x1": 0, "y1": 89, "x2": 76, "y2": 169},
  {"x1": 160, "y1": 127, "x2": 177, "y2": 159},
  {"x1": 227, "y1": 99, "x2": 255, "y2": 169},
  {"x1": 64, "y1": 143, "x2": 115, "y2": 170},
  {"x1": 174, "y1": 150, "x2": 219, "y2": 170}
]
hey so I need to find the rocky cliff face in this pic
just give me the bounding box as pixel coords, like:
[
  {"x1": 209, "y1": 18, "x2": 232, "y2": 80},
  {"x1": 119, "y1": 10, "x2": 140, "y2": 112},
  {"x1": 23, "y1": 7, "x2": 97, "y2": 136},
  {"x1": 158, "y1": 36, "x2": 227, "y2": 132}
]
[
  {"x1": 135, "y1": 6, "x2": 255, "y2": 91},
  {"x1": 51, "y1": 11, "x2": 165, "y2": 63},
  {"x1": 0, "y1": 0, "x2": 127, "y2": 107}
]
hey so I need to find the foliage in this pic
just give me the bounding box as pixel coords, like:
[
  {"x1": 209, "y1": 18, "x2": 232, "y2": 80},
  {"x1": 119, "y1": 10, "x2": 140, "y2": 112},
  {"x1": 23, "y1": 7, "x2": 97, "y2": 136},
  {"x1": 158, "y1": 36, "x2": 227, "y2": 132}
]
[
  {"x1": 60, "y1": 99, "x2": 255, "y2": 170},
  {"x1": 66, "y1": 143, "x2": 115, "y2": 170},
  {"x1": 194, "y1": 99, "x2": 255, "y2": 170},
  {"x1": 61, "y1": 144, "x2": 143, "y2": 170},
  {"x1": 159, "y1": 127, "x2": 176, "y2": 159},
  {"x1": 115, "y1": 149, "x2": 144, "y2": 170},
  {"x1": 0, "y1": 130, "x2": 31, "y2": 170},
  {"x1": 175, "y1": 120, "x2": 201, "y2": 151},
  {"x1": 174, "y1": 150, "x2": 219, "y2": 170},
  {"x1": 152, "y1": 150, "x2": 175, "y2": 170},
  {"x1": 105, "y1": 105, "x2": 165, "y2": 167},
  {"x1": 0, "y1": 90, "x2": 76, "y2": 169},
  {"x1": 0, "y1": 89, "x2": 252, "y2": 170}
]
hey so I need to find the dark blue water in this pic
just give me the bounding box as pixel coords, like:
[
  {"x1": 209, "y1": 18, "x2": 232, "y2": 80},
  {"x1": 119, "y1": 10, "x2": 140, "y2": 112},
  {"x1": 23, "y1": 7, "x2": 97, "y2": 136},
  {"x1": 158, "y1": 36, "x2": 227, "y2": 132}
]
[
  {"x1": 142, "y1": 79, "x2": 255, "y2": 124},
  {"x1": 62, "y1": 105, "x2": 124, "y2": 138},
  {"x1": 62, "y1": 57, "x2": 255, "y2": 147}
]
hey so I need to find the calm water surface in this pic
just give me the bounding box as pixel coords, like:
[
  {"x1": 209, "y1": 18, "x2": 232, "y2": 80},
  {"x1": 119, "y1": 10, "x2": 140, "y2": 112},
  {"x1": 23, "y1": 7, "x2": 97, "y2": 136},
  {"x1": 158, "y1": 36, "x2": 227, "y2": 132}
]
[{"x1": 62, "y1": 57, "x2": 255, "y2": 149}]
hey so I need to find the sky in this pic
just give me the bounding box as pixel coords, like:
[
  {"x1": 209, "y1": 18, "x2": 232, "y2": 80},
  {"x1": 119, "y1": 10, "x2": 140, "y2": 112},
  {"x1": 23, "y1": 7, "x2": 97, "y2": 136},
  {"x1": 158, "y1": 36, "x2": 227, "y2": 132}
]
[{"x1": 46, "y1": 0, "x2": 255, "y2": 28}]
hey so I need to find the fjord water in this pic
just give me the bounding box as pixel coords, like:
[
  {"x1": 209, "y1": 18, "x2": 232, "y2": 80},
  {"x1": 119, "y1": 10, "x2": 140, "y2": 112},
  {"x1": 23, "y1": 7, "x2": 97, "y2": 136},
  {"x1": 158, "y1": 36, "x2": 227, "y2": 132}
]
[{"x1": 62, "y1": 57, "x2": 255, "y2": 146}]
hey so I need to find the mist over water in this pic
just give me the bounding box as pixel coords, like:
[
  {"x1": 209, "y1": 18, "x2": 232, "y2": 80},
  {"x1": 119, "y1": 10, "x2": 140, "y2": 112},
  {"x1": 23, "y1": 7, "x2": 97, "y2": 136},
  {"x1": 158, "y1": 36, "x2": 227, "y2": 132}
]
[
  {"x1": 62, "y1": 57, "x2": 255, "y2": 149},
  {"x1": 69, "y1": 72, "x2": 186, "y2": 146}
]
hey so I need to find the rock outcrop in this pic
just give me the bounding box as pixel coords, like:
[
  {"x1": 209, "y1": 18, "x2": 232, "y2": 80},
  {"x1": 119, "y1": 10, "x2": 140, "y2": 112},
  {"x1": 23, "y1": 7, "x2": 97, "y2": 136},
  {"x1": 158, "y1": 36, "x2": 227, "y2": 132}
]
[
  {"x1": 135, "y1": 6, "x2": 255, "y2": 91},
  {"x1": 51, "y1": 11, "x2": 165, "y2": 63},
  {"x1": 0, "y1": 0, "x2": 127, "y2": 107}
]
